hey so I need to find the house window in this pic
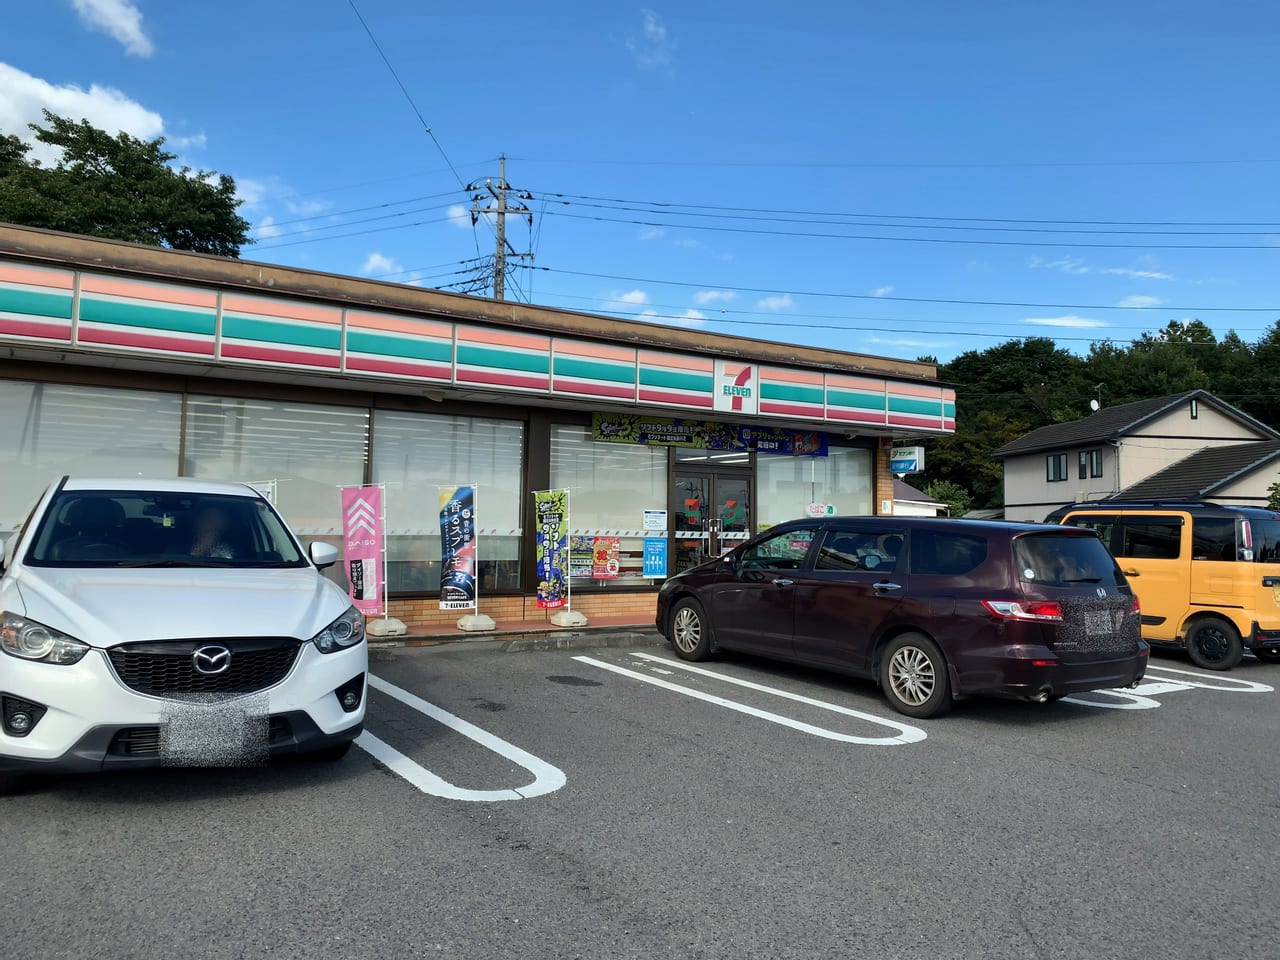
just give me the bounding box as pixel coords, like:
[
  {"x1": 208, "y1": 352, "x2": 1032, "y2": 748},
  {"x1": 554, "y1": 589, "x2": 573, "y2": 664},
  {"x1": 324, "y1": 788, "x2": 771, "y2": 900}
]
[
  {"x1": 1046, "y1": 453, "x2": 1068, "y2": 483},
  {"x1": 1078, "y1": 452, "x2": 1088, "y2": 480},
  {"x1": 1190, "y1": 398, "x2": 1199, "y2": 420},
  {"x1": 1089, "y1": 449, "x2": 1104, "y2": 478}
]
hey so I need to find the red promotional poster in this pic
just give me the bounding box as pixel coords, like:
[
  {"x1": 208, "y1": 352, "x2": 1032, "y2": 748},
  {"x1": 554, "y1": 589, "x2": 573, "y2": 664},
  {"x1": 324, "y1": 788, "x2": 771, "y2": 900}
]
[
  {"x1": 341, "y1": 485, "x2": 384, "y2": 616},
  {"x1": 592, "y1": 536, "x2": 621, "y2": 579}
]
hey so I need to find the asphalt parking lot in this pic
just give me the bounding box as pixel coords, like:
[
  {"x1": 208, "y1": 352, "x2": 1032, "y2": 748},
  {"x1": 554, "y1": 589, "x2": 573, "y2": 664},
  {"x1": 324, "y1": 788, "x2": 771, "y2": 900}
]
[{"x1": 3, "y1": 638, "x2": 1278, "y2": 960}]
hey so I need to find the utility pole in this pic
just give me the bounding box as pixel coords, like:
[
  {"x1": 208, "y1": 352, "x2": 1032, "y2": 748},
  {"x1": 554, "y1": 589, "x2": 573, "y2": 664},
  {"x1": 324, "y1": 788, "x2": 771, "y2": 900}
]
[{"x1": 467, "y1": 155, "x2": 533, "y2": 301}]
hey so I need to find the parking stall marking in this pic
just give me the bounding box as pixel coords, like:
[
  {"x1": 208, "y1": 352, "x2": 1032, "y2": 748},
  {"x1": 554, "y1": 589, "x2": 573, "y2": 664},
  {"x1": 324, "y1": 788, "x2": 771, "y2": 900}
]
[
  {"x1": 355, "y1": 674, "x2": 567, "y2": 802},
  {"x1": 1063, "y1": 662, "x2": 1275, "y2": 709},
  {"x1": 573, "y1": 653, "x2": 926, "y2": 745}
]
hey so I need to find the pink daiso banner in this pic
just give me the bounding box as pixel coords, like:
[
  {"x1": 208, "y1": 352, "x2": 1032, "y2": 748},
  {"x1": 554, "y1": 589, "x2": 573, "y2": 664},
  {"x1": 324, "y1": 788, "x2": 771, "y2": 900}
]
[{"x1": 341, "y1": 485, "x2": 384, "y2": 616}]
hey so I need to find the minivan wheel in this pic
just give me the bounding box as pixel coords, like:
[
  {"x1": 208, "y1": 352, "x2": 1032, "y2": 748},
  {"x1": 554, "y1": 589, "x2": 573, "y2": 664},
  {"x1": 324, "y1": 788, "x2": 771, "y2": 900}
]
[
  {"x1": 1185, "y1": 617, "x2": 1244, "y2": 671},
  {"x1": 880, "y1": 633, "x2": 952, "y2": 719},
  {"x1": 669, "y1": 598, "x2": 711, "y2": 661}
]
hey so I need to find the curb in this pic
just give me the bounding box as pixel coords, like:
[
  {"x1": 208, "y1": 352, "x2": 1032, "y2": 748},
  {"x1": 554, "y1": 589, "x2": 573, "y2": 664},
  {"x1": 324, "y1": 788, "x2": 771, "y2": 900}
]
[{"x1": 368, "y1": 627, "x2": 664, "y2": 656}]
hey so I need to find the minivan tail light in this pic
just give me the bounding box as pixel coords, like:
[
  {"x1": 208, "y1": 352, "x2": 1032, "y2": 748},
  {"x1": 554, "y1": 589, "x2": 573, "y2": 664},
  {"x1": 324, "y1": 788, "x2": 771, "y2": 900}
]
[
  {"x1": 981, "y1": 600, "x2": 1064, "y2": 622},
  {"x1": 1242, "y1": 520, "x2": 1253, "y2": 550},
  {"x1": 1130, "y1": 596, "x2": 1141, "y2": 616}
]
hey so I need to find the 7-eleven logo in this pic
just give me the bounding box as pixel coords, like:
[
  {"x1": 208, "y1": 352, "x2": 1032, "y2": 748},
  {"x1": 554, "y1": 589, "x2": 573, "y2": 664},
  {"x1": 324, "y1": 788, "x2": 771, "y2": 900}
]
[{"x1": 713, "y1": 361, "x2": 759, "y2": 415}]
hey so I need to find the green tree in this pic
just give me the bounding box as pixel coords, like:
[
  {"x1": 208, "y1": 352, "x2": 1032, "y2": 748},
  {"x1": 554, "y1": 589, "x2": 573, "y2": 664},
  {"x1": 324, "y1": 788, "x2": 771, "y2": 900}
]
[
  {"x1": 923, "y1": 479, "x2": 973, "y2": 518},
  {"x1": 0, "y1": 111, "x2": 250, "y2": 256}
]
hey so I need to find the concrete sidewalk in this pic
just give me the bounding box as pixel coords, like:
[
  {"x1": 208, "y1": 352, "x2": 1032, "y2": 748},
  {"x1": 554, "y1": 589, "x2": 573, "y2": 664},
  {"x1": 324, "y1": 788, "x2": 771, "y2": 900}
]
[{"x1": 367, "y1": 613, "x2": 663, "y2": 653}]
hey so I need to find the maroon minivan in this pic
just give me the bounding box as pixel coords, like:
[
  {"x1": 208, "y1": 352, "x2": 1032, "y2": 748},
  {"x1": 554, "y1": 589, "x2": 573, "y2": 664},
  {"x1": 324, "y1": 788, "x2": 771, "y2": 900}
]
[{"x1": 655, "y1": 517, "x2": 1149, "y2": 718}]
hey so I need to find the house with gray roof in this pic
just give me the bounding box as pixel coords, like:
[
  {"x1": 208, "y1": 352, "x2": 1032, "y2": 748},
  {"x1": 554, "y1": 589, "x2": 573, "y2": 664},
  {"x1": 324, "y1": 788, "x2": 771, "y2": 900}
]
[{"x1": 991, "y1": 390, "x2": 1280, "y2": 521}]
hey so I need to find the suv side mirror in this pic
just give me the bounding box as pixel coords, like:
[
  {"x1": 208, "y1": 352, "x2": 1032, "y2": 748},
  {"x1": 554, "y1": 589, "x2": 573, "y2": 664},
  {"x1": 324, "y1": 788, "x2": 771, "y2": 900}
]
[
  {"x1": 0, "y1": 537, "x2": 9, "y2": 573},
  {"x1": 309, "y1": 541, "x2": 340, "y2": 570}
]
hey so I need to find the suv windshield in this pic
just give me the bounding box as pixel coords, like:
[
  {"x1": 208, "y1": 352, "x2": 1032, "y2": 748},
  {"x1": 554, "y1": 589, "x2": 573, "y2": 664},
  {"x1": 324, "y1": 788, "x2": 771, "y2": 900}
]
[
  {"x1": 1014, "y1": 533, "x2": 1124, "y2": 588},
  {"x1": 26, "y1": 491, "x2": 308, "y2": 568}
]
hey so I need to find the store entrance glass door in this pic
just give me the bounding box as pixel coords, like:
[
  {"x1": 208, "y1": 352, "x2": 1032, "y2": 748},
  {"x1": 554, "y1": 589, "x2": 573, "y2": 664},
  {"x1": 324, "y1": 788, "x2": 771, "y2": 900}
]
[{"x1": 673, "y1": 470, "x2": 751, "y2": 573}]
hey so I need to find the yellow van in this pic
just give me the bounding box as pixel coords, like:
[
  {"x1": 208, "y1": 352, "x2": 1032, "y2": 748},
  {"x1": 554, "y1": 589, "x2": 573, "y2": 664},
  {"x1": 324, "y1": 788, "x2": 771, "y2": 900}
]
[{"x1": 1048, "y1": 499, "x2": 1280, "y2": 670}]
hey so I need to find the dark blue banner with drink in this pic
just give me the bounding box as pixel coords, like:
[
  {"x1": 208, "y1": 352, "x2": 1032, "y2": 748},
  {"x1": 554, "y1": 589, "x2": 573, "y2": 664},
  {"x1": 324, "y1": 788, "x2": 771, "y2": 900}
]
[{"x1": 438, "y1": 485, "x2": 477, "y2": 611}]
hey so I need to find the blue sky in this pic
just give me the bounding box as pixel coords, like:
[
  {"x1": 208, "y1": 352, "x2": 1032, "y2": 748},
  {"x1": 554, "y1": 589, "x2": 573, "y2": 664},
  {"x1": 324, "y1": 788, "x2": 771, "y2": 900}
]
[{"x1": 3, "y1": 1, "x2": 1280, "y2": 363}]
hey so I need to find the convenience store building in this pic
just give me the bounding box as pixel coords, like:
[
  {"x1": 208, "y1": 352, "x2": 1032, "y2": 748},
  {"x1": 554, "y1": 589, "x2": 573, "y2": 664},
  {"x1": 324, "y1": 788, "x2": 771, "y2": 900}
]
[{"x1": 0, "y1": 224, "x2": 955, "y2": 631}]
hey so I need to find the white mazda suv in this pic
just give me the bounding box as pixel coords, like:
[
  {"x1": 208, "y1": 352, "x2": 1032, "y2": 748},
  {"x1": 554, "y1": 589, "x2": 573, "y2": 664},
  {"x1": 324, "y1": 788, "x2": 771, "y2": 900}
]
[{"x1": 0, "y1": 477, "x2": 367, "y2": 779}]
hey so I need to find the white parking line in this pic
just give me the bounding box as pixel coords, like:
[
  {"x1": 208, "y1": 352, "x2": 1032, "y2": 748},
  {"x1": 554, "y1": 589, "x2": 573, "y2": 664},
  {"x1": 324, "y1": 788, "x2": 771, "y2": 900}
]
[
  {"x1": 355, "y1": 674, "x2": 567, "y2": 802},
  {"x1": 573, "y1": 654, "x2": 926, "y2": 745},
  {"x1": 1142, "y1": 664, "x2": 1274, "y2": 693}
]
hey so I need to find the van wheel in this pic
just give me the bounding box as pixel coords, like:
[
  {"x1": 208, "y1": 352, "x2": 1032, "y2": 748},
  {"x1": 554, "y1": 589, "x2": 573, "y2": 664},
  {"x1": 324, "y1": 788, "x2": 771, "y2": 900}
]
[
  {"x1": 1186, "y1": 617, "x2": 1243, "y2": 671},
  {"x1": 880, "y1": 633, "x2": 952, "y2": 719},
  {"x1": 669, "y1": 598, "x2": 711, "y2": 661}
]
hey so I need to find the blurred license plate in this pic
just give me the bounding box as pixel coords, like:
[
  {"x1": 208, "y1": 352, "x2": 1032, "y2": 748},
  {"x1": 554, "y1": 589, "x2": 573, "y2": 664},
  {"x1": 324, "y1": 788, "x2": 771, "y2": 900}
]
[{"x1": 1085, "y1": 611, "x2": 1111, "y2": 636}]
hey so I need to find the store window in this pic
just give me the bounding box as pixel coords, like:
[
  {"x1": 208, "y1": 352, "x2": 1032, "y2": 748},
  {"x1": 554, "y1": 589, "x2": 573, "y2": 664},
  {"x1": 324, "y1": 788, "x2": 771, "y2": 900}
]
[
  {"x1": 182, "y1": 397, "x2": 369, "y2": 566},
  {"x1": 755, "y1": 446, "x2": 872, "y2": 532},
  {"x1": 550, "y1": 425, "x2": 667, "y2": 585},
  {"x1": 0, "y1": 380, "x2": 181, "y2": 533},
  {"x1": 372, "y1": 411, "x2": 524, "y2": 594}
]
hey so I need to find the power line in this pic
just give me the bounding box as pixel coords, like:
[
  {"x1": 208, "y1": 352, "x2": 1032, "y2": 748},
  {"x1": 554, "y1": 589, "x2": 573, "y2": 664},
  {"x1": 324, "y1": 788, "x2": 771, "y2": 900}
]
[
  {"x1": 535, "y1": 190, "x2": 1280, "y2": 229},
  {"x1": 515, "y1": 265, "x2": 1280, "y2": 314},
  {"x1": 534, "y1": 195, "x2": 1280, "y2": 236},
  {"x1": 510, "y1": 154, "x2": 1280, "y2": 170},
  {"x1": 536, "y1": 207, "x2": 1280, "y2": 250}
]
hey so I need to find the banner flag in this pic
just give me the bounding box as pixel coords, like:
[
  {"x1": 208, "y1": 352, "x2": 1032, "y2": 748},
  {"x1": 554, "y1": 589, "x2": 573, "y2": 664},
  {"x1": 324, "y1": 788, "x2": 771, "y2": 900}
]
[
  {"x1": 439, "y1": 485, "x2": 478, "y2": 611},
  {"x1": 534, "y1": 489, "x2": 570, "y2": 609},
  {"x1": 341, "y1": 485, "x2": 384, "y2": 616}
]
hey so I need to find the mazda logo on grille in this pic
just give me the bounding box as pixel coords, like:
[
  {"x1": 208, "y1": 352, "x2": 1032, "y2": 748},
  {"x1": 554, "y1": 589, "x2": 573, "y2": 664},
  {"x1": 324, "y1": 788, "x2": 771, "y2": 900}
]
[{"x1": 192, "y1": 644, "x2": 232, "y2": 675}]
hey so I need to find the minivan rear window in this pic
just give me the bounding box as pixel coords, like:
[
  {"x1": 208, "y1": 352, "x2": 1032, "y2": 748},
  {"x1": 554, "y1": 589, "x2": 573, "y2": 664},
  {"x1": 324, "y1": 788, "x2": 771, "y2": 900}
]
[{"x1": 1014, "y1": 534, "x2": 1123, "y2": 588}]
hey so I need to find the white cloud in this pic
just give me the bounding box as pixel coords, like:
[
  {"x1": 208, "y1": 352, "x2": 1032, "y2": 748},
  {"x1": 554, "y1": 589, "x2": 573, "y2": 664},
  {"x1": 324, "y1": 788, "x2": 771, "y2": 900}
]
[
  {"x1": 627, "y1": 9, "x2": 675, "y2": 69},
  {"x1": 673, "y1": 237, "x2": 699, "y2": 248},
  {"x1": 169, "y1": 132, "x2": 206, "y2": 151},
  {"x1": 0, "y1": 61, "x2": 164, "y2": 165},
  {"x1": 1101, "y1": 266, "x2": 1174, "y2": 280},
  {"x1": 865, "y1": 334, "x2": 941, "y2": 349},
  {"x1": 360, "y1": 252, "x2": 403, "y2": 276},
  {"x1": 254, "y1": 216, "x2": 282, "y2": 240},
  {"x1": 602, "y1": 289, "x2": 650, "y2": 313},
  {"x1": 676, "y1": 308, "x2": 707, "y2": 326},
  {"x1": 693, "y1": 289, "x2": 737, "y2": 306},
  {"x1": 1117, "y1": 295, "x2": 1163, "y2": 308},
  {"x1": 638, "y1": 226, "x2": 665, "y2": 240},
  {"x1": 234, "y1": 178, "x2": 267, "y2": 208},
  {"x1": 757, "y1": 294, "x2": 794, "y2": 311},
  {"x1": 1024, "y1": 315, "x2": 1109, "y2": 329},
  {"x1": 286, "y1": 197, "x2": 330, "y2": 217},
  {"x1": 70, "y1": 0, "x2": 154, "y2": 57},
  {"x1": 447, "y1": 204, "x2": 472, "y2": 229},
  {"x1": 871, "y1": 285, "x2": 894, "y2": 298}
]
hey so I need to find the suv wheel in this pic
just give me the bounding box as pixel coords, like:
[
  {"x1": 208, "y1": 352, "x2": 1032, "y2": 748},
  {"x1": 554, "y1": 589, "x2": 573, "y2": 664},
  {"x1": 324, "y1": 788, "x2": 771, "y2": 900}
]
[
  {"x1": 669, "y1": 598, "x2": 711, "y2": 661},
  {"x1": 880, "y1": 633, "x2": 952, "y2": 719},
  {"x1": 1185, "y1": 617, "x2": 1244, "y2": 671}
]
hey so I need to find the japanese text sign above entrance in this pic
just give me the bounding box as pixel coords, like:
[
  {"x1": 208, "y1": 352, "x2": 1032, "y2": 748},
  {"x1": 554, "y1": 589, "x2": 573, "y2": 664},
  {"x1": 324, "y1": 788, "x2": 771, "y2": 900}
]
[
  {"x1": 713, "y1": 361, "x2": 759, "y2": 415},
  {"x1": 592, "y1": 413, "x2": 828, "y2": 456}
]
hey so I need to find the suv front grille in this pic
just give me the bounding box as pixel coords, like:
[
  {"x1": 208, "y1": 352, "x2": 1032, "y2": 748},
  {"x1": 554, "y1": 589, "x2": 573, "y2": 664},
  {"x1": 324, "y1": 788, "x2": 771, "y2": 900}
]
[{"x1": 107, "y1": 638, "x2": 301, "y2": 697}]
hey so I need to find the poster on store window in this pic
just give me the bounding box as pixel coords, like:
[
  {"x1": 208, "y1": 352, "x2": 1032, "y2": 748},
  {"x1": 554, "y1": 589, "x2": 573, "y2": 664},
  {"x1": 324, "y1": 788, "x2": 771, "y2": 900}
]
[
  {"x1": 534, "y1": 489, "x2": 569, "y2": 609},
  {"x1": 438, "y1": 485, "x2": 477, "y2": 611},
  {"x1": 341, "y1": 485, "x2": 384, "y2": 616},
  {"x1": 569, "y1": 536, "x2": 595, "y2": 578},
  {"x1": 592, "y1": 536, "x2": 621, "y2": 579}
]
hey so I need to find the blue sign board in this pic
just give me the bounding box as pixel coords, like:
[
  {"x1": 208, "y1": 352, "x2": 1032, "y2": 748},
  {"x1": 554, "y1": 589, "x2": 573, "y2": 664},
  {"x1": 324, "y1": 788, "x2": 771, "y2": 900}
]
[
  {"x1": 889, "y1": 456, "x2": 919, "y2": 473},
  {"x1": 643, "y1": 537, "x2": 669, "y2": 578}
]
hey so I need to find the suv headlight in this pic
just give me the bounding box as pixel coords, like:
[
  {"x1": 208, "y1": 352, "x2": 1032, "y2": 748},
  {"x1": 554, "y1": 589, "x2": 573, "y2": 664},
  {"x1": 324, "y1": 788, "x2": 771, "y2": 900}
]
[
  {"x1": 0, "y1": 612, "x2": 91, "y2": 665},
  {"x1": 311, "y1": 606, "x2": 366, "y2": 654}
]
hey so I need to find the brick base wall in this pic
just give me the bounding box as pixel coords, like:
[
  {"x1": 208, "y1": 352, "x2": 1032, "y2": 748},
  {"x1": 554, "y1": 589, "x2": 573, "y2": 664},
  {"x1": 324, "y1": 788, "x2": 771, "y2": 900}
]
[{"x1": 387, "y1": 590, "x2": 658, "y2": 632}]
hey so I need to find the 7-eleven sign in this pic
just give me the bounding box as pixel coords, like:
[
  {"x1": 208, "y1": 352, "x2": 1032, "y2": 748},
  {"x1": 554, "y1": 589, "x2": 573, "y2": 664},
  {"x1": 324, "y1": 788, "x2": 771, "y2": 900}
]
[{"x1": 713, "y1": 361, "x2": 759, "y2": 415}]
